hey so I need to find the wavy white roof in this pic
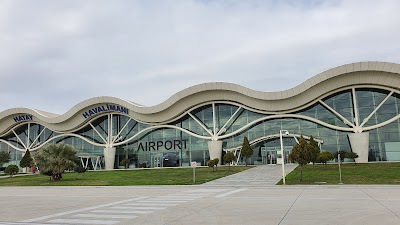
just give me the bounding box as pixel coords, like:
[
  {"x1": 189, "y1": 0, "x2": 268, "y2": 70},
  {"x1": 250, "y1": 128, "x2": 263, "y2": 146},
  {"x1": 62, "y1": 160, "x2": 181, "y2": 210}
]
[{"x1": 0, "y1": 61, "x2": 399, "y2": 135}]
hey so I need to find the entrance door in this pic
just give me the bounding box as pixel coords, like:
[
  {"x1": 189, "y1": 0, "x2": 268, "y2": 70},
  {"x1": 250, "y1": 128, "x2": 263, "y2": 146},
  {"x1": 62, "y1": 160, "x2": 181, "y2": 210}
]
[
  {"x1": 266, "y1": 150, "x2": 277, "y2": 165},
  {"x1": 150, "y1": 153, "x2": 163, "y2": 168},
  {"x1": 283, "y1": 150, "x2": 291, "y2": 164}
]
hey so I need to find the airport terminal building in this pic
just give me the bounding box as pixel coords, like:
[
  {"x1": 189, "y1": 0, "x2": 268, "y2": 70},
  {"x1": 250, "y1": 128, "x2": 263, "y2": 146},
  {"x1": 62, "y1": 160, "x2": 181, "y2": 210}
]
[{"x1": 1, "y1": 61, "x2": 400, "y2": 170}]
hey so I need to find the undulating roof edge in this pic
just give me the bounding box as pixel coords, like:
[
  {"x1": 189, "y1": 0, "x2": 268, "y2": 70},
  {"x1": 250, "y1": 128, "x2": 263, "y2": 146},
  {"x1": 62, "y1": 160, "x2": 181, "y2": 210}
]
[{"x1": 0, "y1": 61, "x2": 399, "y2": 133}]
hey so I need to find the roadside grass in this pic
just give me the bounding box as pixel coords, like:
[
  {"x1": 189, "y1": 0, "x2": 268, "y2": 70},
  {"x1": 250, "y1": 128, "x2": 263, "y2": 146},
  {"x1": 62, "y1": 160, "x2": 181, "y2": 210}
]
[
  {"x1": 278, "y1": 162, "x2": 400, "y2": 185},
  {"x1": 0, "y1": 166, "x2": 252, "y2": 186}
]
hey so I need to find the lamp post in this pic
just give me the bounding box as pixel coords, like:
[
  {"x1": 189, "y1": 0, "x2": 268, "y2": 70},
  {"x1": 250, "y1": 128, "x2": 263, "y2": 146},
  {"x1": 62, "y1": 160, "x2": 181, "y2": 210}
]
[{"x1": 280, "y1": 130, "x2": 289, "y2": 185}]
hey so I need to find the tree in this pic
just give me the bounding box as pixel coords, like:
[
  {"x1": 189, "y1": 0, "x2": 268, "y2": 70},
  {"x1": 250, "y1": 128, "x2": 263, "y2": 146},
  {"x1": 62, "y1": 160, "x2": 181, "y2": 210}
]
[
  {"x1": 309, "y1": 136, "x2": 320, "y2": 168},
  {"x1": 207, "y1": 159, "x2": 216, "y2": 172},
  {"x1": 34, "y1": 143, "x2": 79, "y2": 181},
  {"x1": 345, "y1": 152, "x2": 359, "y2": 165},
  {"x1": 213, "y1": 158, "x2": 219, "y2": 171},
  {"x1": 120, "y1": 158, "x2": 131, "y2": 169},
  {"x1": 5, "y1": 165, "x2": 19, "y2": 177},
  {"x1": 241, "y1": 137, "x2": 253, "y2": 166},
  {"x1": 288, "y1": 136, "x2": 313, "y2": 182},
  {"x1": 20, "y1": 149, "x2": 33, "y2": 173},
  {"x1": 317, "y1": 151, "x2": 334, "y2": 169},
  {"x1": 223, "y1": 152, "x2": 236, "y2": 169},
  {"x1": 0, "y1": 151, "x2": 10, "y2": 166}
]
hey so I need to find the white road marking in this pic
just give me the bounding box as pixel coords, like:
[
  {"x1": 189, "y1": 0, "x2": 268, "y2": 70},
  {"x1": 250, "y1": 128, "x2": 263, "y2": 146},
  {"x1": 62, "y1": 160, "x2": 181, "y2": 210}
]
[
  {"x1": 125, "y1": 202, "x2": 178, "y2": 206},
  {"x1": 0, "y1": 223, "x2": 61, "y2": 225},
  {"x1": 92, "y1": 209, "x2": 154, "y2": 214},
  {"x1": 215, "y1": 188, "x2": 247, "y2": 198},
  {"x1": 49, "y1": 218, "x2": 119, "y2": 224},
  {"x1": 188, "y1": 189, "x2": 228, "y2": 193},
  {"x1": 73, "y1": 214, "x2": 138, "y2": 219},
  {"x1": 20, "y1": 196, "x2": 148, "y2": 223},
  {"x1": 137, "y1": 200, "x2": 187, "y2": 203},
  {"x1": 153, "y1": 197, "x2": 197, "y2": 200},
  {"x1": 111, "y1": 206, "x2": 166, "y2": 210}
]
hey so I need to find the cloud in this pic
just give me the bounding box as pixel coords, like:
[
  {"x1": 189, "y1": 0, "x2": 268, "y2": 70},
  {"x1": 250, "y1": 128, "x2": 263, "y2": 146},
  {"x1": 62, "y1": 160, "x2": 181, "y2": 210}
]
[{"x1": 0, "y1": 0, "x2": 399, "y2": 113}]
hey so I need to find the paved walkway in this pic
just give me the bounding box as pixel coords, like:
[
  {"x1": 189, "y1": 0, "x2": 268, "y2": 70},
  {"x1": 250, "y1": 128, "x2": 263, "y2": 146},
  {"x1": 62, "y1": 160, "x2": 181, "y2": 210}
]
[{"x1": 202, "y1": 164, "x2": 298, "y2": 186}]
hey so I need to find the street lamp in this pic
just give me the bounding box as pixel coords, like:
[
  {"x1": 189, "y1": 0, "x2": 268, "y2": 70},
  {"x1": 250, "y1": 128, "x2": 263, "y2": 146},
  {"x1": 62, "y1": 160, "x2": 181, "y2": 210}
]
[{"x1": 280, "y1": 130, "x2": 289, "y2": 185}]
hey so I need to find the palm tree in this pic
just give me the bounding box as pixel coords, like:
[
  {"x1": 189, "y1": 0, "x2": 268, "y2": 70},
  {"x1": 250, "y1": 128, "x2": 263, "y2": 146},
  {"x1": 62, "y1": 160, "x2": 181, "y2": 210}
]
[{"x1": 34, "y1": 143, "x2": 78, "y2": 181}]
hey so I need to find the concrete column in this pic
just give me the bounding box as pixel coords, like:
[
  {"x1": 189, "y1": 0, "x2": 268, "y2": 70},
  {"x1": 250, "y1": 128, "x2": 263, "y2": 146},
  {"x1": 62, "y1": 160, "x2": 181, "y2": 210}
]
[
  {"x1": 103, "y1": 147, "x2": 116, "y2": 170},
  {"x1": 348, "y1": 132, "x2": 369, "y2": 163},
  {"x1": 208, "y1": 140, "x2": 223, "y2": 165}
]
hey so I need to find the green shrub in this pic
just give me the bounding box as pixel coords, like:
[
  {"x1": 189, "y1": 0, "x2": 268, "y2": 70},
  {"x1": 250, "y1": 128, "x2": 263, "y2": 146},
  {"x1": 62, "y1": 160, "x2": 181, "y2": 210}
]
[{"x1": 5, "y1": 165, "x2": 19, "y2": 177}]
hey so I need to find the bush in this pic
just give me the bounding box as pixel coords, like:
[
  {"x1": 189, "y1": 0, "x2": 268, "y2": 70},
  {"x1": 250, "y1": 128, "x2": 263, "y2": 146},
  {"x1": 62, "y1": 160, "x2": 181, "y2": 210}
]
[
  {"x1": 4, "y1": 165, "x2": 19, "y2": 177},
  {"x1": 345, "y1": 152, "x2": 359, "y2": 164},
  {"x1": 317, "y1": 151, "x2": 334, "y2": 169},
  {"x1": 213, "y1": 158, "x2": 219, "y2": 170},
  {"x1": 208, "y1": 159, "x2": 216, "y2": 172},
  {"x1": 120, "y1": 158, "x2": 131, "y2": 169},
  {"x1": 224, "y1": 152, "x2": 236, "y2": 169},
  {"x1": 74, "y1": 165, "x2": 87, "y2": 180}
]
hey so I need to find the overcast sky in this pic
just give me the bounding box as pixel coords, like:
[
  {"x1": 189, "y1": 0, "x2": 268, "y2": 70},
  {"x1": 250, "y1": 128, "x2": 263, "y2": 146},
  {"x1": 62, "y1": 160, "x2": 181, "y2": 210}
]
[{"x1": 1, "y1": 0, "x2": 399, "y2": 114}]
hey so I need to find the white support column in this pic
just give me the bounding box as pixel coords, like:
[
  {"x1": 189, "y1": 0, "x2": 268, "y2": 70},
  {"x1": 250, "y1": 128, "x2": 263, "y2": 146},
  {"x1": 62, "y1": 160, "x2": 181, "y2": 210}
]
[
  {"x1": 352, "y1": 88, "x2": 360, "y2": 127},
  {"x1": 348, "y1": 132, "x2": 369, "y2": 163},
  {"x1": 212, "y1": 103, "x2": 216, "y2": 135},
  {"x1": 27, "y1": 123, "x2": 30, "y2": 149},
  {"x1": 80, "y1": 157, "x2": 85, "y2": 168},
  {"x1": 103, "y1": 147, "x2": 116, "y2": 170},
  {"x1": 208, "y1": 140, "x2": 223, "y2": 165},
  {"x1": 108, "y1": 114, "x2": 112, "y2": 144}
]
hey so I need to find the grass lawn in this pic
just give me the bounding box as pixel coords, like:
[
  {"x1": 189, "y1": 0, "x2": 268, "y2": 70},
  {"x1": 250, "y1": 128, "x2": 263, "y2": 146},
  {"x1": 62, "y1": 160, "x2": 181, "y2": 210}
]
[
  {"x1": 0, "y1": 166, "x2": 252, "y2": 186},
  {"x1": 279, "y1": 162, "x2": 400, "y2": 185}
]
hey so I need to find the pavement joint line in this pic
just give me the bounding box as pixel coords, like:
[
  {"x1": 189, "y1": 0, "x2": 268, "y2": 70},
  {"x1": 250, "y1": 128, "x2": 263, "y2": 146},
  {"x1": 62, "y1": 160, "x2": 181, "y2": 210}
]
[
  {"x1": 277, "y1": 187, "x2": 305, "y2": 225},
  {"x1": 19, "y1": 196, "x2": 149, "y2": 223},
  {"x1": 358, "y1": 187, "x2": 400, "y2": 220},
  {"x1": 215, "y1": 188, "x2": 247, "y2": 198}
]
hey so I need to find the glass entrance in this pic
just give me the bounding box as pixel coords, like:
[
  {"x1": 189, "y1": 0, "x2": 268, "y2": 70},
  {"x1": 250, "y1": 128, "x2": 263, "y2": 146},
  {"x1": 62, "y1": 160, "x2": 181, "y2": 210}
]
[
  {"x1": 283, "y1": 149, "x2": 291, "y2": 164},
  {"x1": 261, "y1": 147, "x2": 278, "y2": 164},
  {"x1": 150, "y1": 153, "x2": 163, "y2": 168},
  {"x1": 266, "y1": 149, "x2": 277, "y2": 165}
]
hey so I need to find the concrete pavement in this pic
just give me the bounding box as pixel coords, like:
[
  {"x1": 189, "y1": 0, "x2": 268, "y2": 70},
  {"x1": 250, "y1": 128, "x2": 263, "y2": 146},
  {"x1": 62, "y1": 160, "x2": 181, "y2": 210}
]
[
  {"x1": 1, "y1": 165, "x2": 400, "y2": 225},
  {"x1": 1, "y1": 185, "x2": 400, "y2": 225}
]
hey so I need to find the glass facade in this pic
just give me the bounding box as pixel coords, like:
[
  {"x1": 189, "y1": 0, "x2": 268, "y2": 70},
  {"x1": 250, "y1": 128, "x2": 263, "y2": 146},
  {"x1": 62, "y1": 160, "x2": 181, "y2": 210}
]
[{"x1": 1, "y1": 87, "x2": 400, "y2": 169}]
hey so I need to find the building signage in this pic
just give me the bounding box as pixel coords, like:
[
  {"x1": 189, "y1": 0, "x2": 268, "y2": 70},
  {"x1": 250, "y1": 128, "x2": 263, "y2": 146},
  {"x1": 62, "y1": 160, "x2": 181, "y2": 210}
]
[
  {"x1": 13, "y1": 114, "x2": 33, "y2": 123},
  {"x1": 82, "y1": 104, "x2": 129, "y2": 119},
  {"x1": 138, "y1": 140, "x2": 188, "y2": 151}
]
